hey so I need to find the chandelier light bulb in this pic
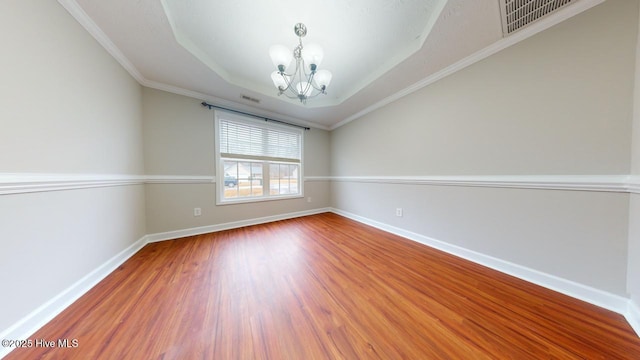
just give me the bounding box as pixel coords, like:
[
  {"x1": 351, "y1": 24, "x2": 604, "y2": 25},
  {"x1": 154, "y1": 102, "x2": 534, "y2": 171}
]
[
  {"x1": 296, "y1": 82, "x2": 312, "y2": 97},
  {"x1": 302, "y1": 43, "x2": 323, "y2": 70},
  {"x1": 271, "y1": 71, "x2": 288, "y2": 89},
  {"x1": 313, "y1": 69, "x2": 332, "y2": 89},
  {"x1": 269, "y1": 44, "x2": 292, "y2": 71}
]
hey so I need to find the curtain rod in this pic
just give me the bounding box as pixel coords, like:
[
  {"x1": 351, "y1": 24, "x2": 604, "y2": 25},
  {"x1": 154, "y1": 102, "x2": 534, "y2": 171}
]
[{"x1": 201, "y1": 102, "x2": 310, "y2": 131}]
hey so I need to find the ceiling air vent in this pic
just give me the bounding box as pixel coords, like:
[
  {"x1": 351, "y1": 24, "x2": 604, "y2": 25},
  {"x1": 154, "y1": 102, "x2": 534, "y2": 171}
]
[
  {"x1": 500, "y1": 0, "x2": 577, "y2": 35},
  {"x1": 240, "y1": 94, "x2": 261, "y2": 104}
]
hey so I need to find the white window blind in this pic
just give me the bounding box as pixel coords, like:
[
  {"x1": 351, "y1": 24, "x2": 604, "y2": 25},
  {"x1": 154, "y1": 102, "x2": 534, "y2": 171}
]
[
  {"x1": 219, "y1": 119, "x2": 301, "y2": 163},
  {"x1": 215, "y1": 111, "x2": 303, "y2": 204}
]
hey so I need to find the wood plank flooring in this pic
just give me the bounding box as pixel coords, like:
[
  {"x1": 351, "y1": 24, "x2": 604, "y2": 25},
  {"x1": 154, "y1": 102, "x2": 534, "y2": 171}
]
[{"x1": 6, "y1": 213, "x2": 640, "y2": 359}]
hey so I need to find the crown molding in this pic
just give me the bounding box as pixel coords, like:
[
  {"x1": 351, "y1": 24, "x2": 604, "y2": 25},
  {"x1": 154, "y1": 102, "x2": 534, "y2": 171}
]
[
  {"x1": 330, "y1": 0, "x2": 606, "y2": 130},
  {"x1": 56, "y1": 1, "x2": 328, "y2": 132},
  {"x1": 58, "y1": 0, "x2": 605, "y2": 132},
  {"x1": 57, "y1": 0, "x2": 145, "y2": 84},
  {"x1": 142, "y1": 80, "x2": 330, "y2": 131}
]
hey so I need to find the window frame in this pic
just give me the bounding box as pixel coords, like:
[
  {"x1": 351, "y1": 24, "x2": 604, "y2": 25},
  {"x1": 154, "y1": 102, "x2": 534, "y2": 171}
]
[{"x1": 214, "y1": 110, "x2": 304, "y2": 205}]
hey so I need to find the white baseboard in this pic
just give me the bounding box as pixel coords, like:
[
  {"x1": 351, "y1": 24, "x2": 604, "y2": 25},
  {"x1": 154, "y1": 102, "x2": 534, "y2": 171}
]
[
  {"x1": 331, "y1": 208, "x2": 631, "y2": 316},
  {"x1": 627, "y1": 300, "x2": 640, "y2": 337},
  {"x1": 145, "y1": 207, "x2": 332, "y2": 243},
  {"x1": 0, "y1": 235, "x2": 147, "y2": 359}
]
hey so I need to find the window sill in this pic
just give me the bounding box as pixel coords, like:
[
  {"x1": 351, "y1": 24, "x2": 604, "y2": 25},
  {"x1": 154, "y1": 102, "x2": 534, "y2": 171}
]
[{"x1": 216, "y1": 194, "x2": 304, "y2": 206}]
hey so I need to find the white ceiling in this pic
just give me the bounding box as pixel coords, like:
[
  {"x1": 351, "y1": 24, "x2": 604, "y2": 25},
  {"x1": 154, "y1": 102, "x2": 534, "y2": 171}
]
[
  {"x1": 161, "y1": 0, "x2": 448, "y2": 107},
  {"x1": 59, "y1": 0, "x2": 598, "y2": 129}
]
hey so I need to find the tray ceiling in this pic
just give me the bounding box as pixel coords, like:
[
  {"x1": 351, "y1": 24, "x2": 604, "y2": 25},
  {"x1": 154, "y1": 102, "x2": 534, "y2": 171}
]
[{"x1": 60, "y1": 0, "x2": 597, "y2": 128}]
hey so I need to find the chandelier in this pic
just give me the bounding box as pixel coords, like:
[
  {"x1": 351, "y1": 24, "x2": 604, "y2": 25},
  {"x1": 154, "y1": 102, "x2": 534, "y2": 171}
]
[{"x1": 269, "y1": 23, "x2": 332, "y2": 104}]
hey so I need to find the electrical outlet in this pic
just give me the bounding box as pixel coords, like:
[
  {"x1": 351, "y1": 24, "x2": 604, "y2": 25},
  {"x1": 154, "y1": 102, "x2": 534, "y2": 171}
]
[
  {"x1": 194, "y1": 207, "x2": 202, "y2": 217},
  {"x1": 307, "y1": 197, "x2": 312, "y2": 203},
  {"x1": 396, "y1": 208, "x2": 403, "y2": 217}
]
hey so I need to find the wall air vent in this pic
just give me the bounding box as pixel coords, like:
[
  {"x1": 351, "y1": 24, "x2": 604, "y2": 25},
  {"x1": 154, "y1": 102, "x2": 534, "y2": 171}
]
[
  {"x1": 500, "y1": 0, "x2": 577, "y2": 35},
  {"x1": 240, "y1": 94, "x2": 261, "y2": 104}
]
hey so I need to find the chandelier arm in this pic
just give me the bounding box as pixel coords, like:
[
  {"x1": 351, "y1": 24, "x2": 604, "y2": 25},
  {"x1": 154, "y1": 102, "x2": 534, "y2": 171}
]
[
  {"x1": 275, "y1": 73, "x2": 303, "y2": 99},
  {"x1": 277, "y1": 54, "x2": 302, "y2": 96},
  {"x1": 306, "y1": 71, "x2": 319, "y2": 90},
  {"x1": 281, "y1": 72, "x2": 294, "y2": 94},
  {"x1": 300, "y1": 59, "x2": 325, "y2": 92},
  {"x1": 303, "y1": 81, "x2": 312, "y2": 96},
  {"x1": 301, "y1": 60, "x2": 316, "y2": 82},
  {"x1": 301, "y1": 58, "x2": 317, "y2": 92},
  {"x1": 277, "y1": 69, "x2": 301, "y2": 99}
]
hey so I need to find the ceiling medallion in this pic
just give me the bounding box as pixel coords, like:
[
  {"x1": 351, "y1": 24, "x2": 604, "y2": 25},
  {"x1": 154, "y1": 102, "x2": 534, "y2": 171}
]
[{"x1": 269, "y1": 23, "x2": 332, "y2": 104}]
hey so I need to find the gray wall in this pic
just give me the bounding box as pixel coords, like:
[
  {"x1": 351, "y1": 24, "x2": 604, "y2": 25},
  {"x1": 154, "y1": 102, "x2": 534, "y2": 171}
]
[
  {"x1": 629, "y1": 0, "x2": 640, "y2": 316},
  {"x1": 332, "y1": 1, "x2": 634, "y2": 177},
  {"x1": 330, "y1": 0, "x2": 637, "y2": 296},
  {"x1": 142, "y1": 87, "x2": 331, "y2": 234},
  {"x1": 0, "y1": 0, "x2": 146, "y2": 332}
]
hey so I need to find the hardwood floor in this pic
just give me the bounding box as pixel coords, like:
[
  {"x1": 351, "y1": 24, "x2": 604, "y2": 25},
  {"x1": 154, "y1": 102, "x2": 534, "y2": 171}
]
[{"x1": 6, "y1": 213, "x2": 640, "y2": 359}]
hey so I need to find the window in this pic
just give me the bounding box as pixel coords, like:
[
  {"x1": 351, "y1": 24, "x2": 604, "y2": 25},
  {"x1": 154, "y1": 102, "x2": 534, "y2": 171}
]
[{"x1": 215, "y1": 111, "x2": 303, "y2": 204}]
